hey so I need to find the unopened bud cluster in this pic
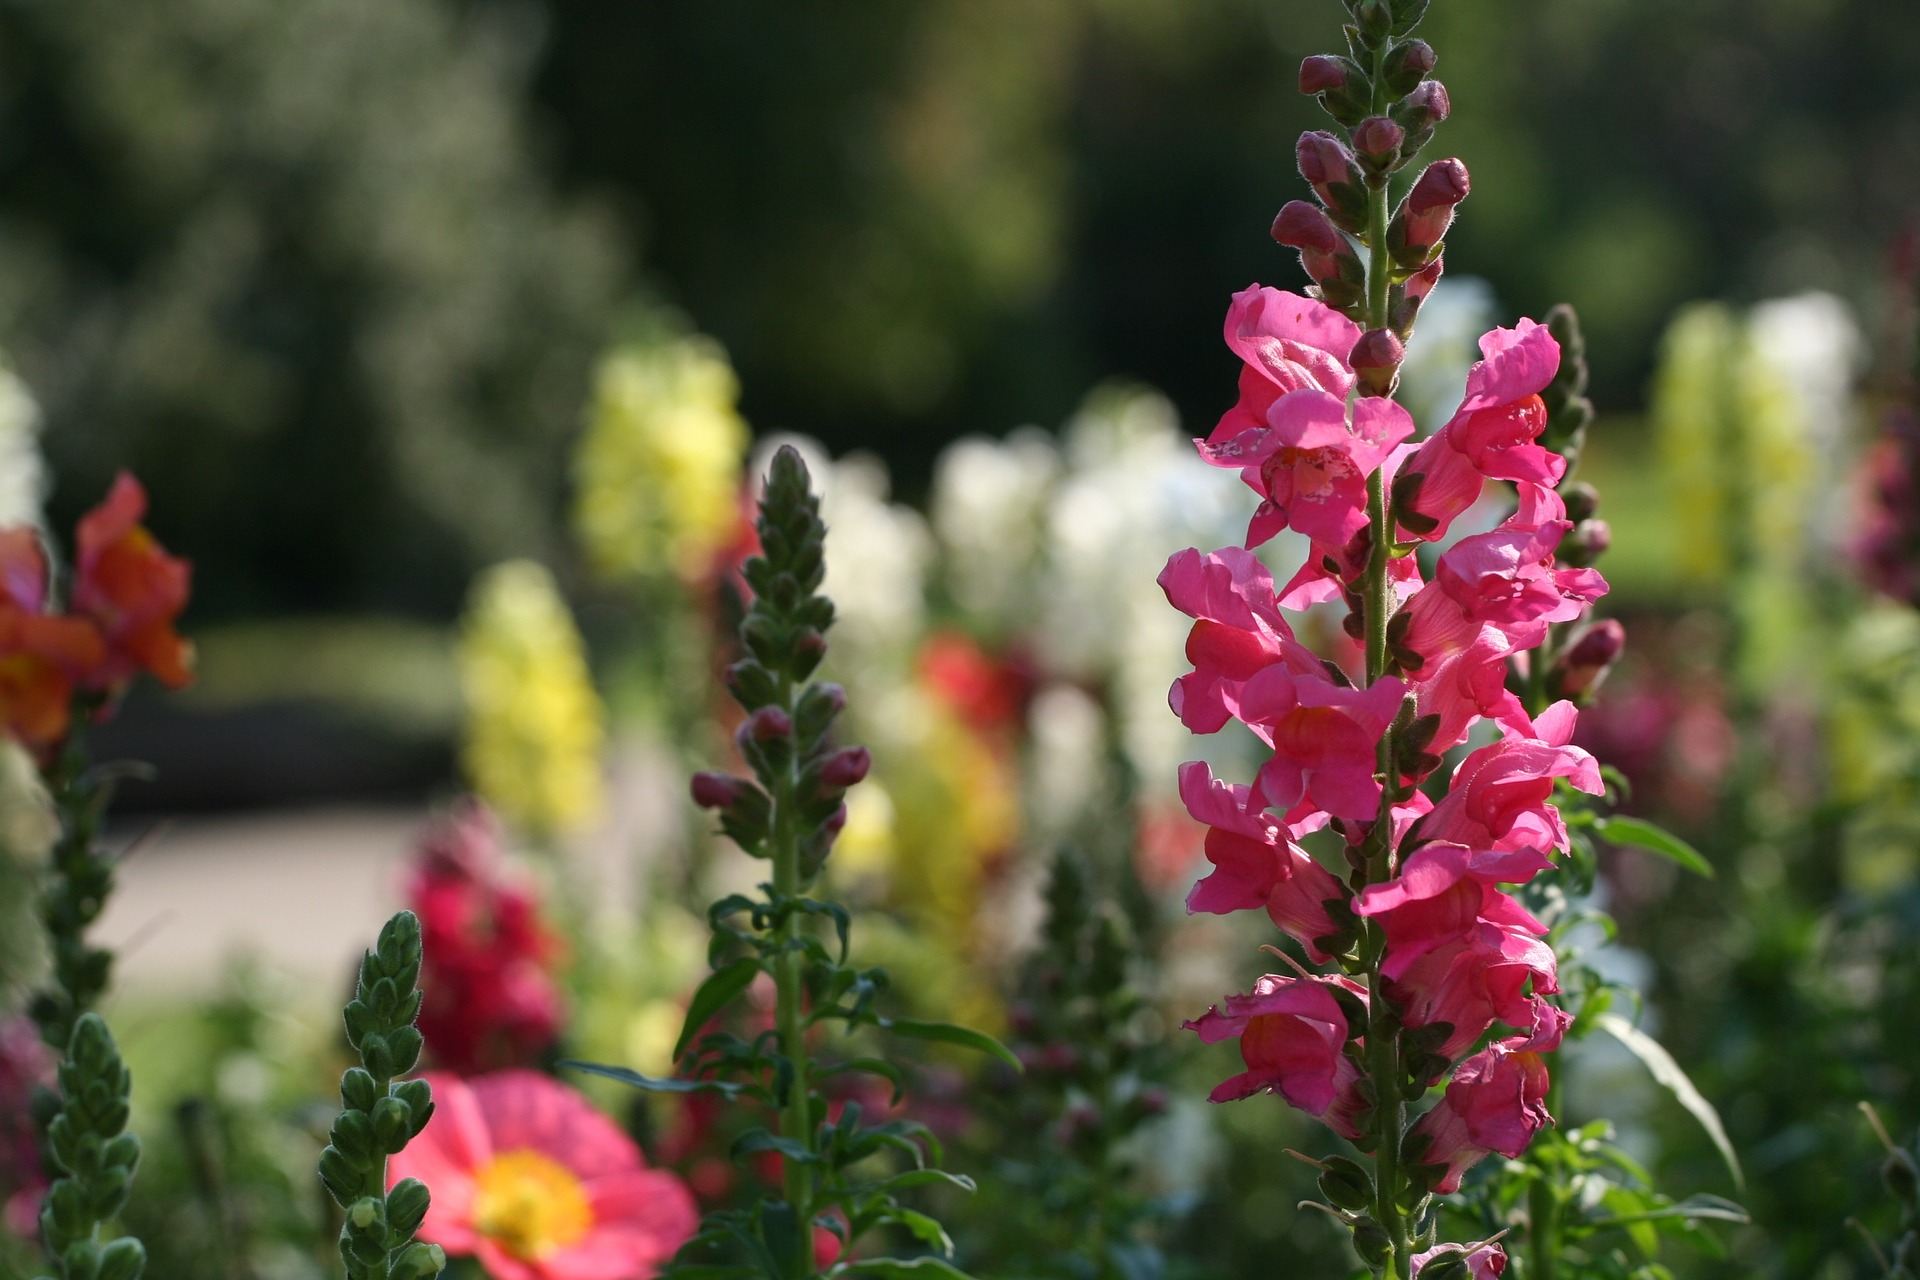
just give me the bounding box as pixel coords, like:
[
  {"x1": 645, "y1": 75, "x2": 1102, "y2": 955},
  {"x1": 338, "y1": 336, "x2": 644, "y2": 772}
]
[
  {"x1": 318, "y1": 911, "x2": 445, "y2": 1280},
  {"x1": 33, "y1": 1014, "x2": 145, "y2": 1280},
  {"x1": 1277, "y1": 0, "x2": 1463, "y2": 398},
  {"x1": 691, "y1": 446, "x2": 869, "y2": 881}
]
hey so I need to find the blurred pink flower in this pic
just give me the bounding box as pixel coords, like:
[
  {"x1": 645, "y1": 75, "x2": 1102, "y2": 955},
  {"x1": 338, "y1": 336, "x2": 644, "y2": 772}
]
[
  {"x1": 0, "y1": 1016, "x2": 49, "y2": 1239},
  {"x1": 390, "y1": 1070, "x2": 698, "y2": 1280}
]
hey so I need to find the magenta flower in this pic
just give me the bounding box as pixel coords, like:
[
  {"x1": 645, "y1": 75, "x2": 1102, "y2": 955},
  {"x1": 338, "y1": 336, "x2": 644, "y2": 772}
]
[
  {"x1": 1409, "y1": 629, "x2": 1538, "y2": 756},
  {"x1": 1185, "y1": 973, "x2": 1368, "y2": 1136},
  {"x1": 1180, "y1": 761, "x2": 1348, "y2": 961},
  {"x1": 1396, "y1": 321, "x2": 1564, "y2": 541},
  {"x1": 1213, "y1": 389, "x2": 1417, "y2": 548},
  {"x1": 1354, "y1": 843, "x2": 1550, "y2": 980},
  {"x1": 1388, "y1": 923, "x2": 1564, "y2": 1062},
  {"x1": 1413, "y1": 1241, "x2": 1508, "y2": 1278},
  {"x1": 1206, "y1": 286, "x2": 1363, "y2": 447},
  {"x1": 1408, "y1": 1040, "x2": 1554, "y2": 1193},
  {"x1": 1159, "y1": 546, "x2": 1322, "y2": 734},
  {"x1": 1418, "y1": 703, "x2": 1602, "y2": 858},
  {"x1": 1238, "y1": 665, "x2": 1407, "y2": 820}
]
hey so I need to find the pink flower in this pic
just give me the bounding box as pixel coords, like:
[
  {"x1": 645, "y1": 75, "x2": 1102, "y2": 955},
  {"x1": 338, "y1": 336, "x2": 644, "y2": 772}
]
[
  {"x1": 1408, "y1": 1041, "x2": 1553, "y2": 1193},
  {"x1": 1185, "y1": 974, "x2": 1368, "y2": 1136},
  {"x1": 1413, "y1": 1240, "x2": 1508, "y2": 1278},
  {"x1": 391, "y1": 1070, "x2": 699, "y2": 1280},
  {"x1": 1206, "y1": 390, "x2": 1416, "y2": 548},
  {"x1": 1179, "y1": 761, "x2": 1349, "y2": 961},
  {"x1": 1354, "y1": 843, "x2": 1549, "y2": 980},
  {"x1": 1159, "y1": 547, "x2": 1321, "y2": 734},
  {"x1": 1207, "y1": 286, "x2": 1363, "y2": 447},
  {"x1": 1239, "y1": 666, "x2": 1408, "y2": 821},
  {"x1": 0, "y1": 1015, "x2": 49, "y2": 1239},
  {"x1": 1417, "y1": 703, "x2": 1602, "y2": 858},
  {"x1": 1396, "y1": 322, "x2": 1564, "y2": 541},
  {"x1": 1389, "y1": 923, "x2": 1564, "y2": 1062},
  {"x1": 1409, "y1": 629, "x2": 1536, "y2": 756}
]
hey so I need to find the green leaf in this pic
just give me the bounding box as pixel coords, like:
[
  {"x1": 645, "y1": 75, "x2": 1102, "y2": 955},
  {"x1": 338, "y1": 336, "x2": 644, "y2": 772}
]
[
  {"x1": 880, "y1": 1019, "x2": 1021, "y2": 1071},
  {"x1": 862, "y1": 1169, "x2": 978, "y2": 1197},
  {"x1": 1595, "y1": 1014, "x2": 1743, "y2": 1190},
  {"x1": 732, "y1": 1128, "x2": 820, "y2": 1165},
  {"x1": 676, "y1": 958, "x2": 765, "y2": 1061},
  {"x1": 559, "y1": 1061, "x2": 748, "y2": 1098},
  {"x1": 1593, "y1": 817, "x2": 1712, "y2": 878},
  {"x1": 844, "y1": 1260, "x2": 980, "y2": 1280},
  {"x1": 817, "y1": 1057, "x2": 905, "y2": 1105},
  {"x1": 891, "y1": 1210, "x2": 954, "y2": 1257},
  {"x1": 1587, "y1": 1194, "x2": 1751, "y2": 1229}
]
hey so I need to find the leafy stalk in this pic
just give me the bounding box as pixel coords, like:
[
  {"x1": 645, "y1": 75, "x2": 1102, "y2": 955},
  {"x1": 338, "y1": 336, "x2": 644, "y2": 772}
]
[
  {"x1": 29, "y1": 711, "x2": 119, "y2": 1060},
  {"x1": 33, "y1": 1013, "x2": 145, "y2": 1280},
  {"x1": 315, "y1": 911, "x2": 445, "y2": 1280}
]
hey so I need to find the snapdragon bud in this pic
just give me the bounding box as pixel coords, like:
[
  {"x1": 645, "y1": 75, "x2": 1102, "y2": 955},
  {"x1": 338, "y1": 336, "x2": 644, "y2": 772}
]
[
  {"x1": 1561, "y1": 518, "x2": 1611, "y2": 568},
  {"x1": 1548, "y1": 619, "x2": 1625, "y2": 702},
  {"x1": 1296, "y1": 131, "x2": 1369, "y2": 232},
  {"x1": 1352, "y1": 116, "x2": 1407, "y2": 175},
  {"x1": 1381, "y1": 39, "x2": 1436, "y2": 98},
  {"x1": 1389, "y1": 157, "x2": 1469, "y2": 268},
  {"x1": 740, "y1": 705, "x2": 793, "y2": 743},
  {"x1": 818, "y1": 747, "x2": 872, "y2": 788},
  {"x1": 1299, "y1": 55, "x2": 1349, "y2": 95},
  {"x1": 1389, "y1": 257, "x2": 1445, "y2": 338},
  {"x1": 1560, "y1": 481, "x2": 1600, "y2": 523},
  {"x1": 1272, "y1": 201, "x2": 1366, "y2": 314},
  {"x1": 1349, "y1": 329, "x2": 1405, "y2": 398},
  {"x1": 691, "y1": 771, "x2": 749, "y2": 809},
  {"x1": 1392, "y1": 79, "x2": 1451, "y2": 155}
]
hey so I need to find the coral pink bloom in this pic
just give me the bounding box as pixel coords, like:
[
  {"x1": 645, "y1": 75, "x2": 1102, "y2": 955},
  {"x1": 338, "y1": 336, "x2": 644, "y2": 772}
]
[
  {"x1": 391, "y1": 1070, "x2": 698, "y2": 1280},
  {"x1": 1355, "y1": 843, "x2": 1549, "y2": 980},
  {"x1": 1389, "y1": 922, "x2": 1564, "y2": 1062},
  {"x1": 1240, "y1": 666, "x2": 1406, "y2": 821},
  {"x1": 71, "y1": 473, "x2": 193, "y2": 690},
  {"x1": 1396, "y1": 322, "x2": 1564, "y2": 542},
  {"x1": 1206, "y1": 286, "x2": 1363, "y2": 447},
  {"x1": 1179, "y1": 761, "x2": 1348, "y2": 961},
  {"x1": 1185, "y1": 974, "x2": 1367, "y2": 1136},
  {"x1": 0, "y1": 529, "x2": 105, "y2": 749},
  {"x1": 1408, "y1": 1040, "x2": 1553, "y2": 1193},
  {"x1": 1411, "y1": 628, "x2": 1537, "y2": 756},
  {"x1": 1159, "y1": 547, "x2": 1321, "y2": 734},
  {"x1": 1420, "y1": 703, "x2": 1602, "y2": 858},
  {"x1": 1205, "y1": 389, "x2": 1416, "y2": 548},
  {"x1": 1413, "y1": 1240, "x2": 1508, "y2": 1278}
]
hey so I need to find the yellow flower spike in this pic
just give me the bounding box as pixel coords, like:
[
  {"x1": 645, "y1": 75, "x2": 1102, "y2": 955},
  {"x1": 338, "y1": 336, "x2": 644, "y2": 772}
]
[
  {"x1": 572, "y1": 336, "x2": 750, "y2": 583},
  {"x1": 457, "y1": 560, "x2": 606, "y2": 837}
]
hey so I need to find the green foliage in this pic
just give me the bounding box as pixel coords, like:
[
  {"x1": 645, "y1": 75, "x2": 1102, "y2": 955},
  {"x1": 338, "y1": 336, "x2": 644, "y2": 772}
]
[
  {"x1": 316, "y1": 912, "x2": 443, "y2": 1280},
  {"x1": 28, "y1": 721, "x2": 122, "y2": 1059},
  {"x1": 34, "y1": 1014, "x2": 146, "y2": 1280}
]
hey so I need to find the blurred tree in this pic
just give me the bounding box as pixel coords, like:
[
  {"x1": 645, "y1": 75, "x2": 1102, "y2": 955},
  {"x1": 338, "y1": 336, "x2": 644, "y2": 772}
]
[{"x1": 0, "y1": 0, "x2": 626, "y2": 617}]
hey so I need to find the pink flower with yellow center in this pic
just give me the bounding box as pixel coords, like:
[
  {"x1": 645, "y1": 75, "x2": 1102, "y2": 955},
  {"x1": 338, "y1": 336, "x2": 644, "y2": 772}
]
[{"x1": 390, "y1": 1070, "x2": 698, "y2": 1280}]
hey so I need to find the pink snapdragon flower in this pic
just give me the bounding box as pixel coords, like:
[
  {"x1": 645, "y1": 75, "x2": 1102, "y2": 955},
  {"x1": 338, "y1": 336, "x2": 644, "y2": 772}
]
[
  {"x1": 1409, "y1": 629, "x2": 1538, "y2": 756},
  {"x1": 1388, "y1": 923, "x2": 1564, "y2": 1062},
  {"x1": 1396, "y1": 322, "x2": 1564, "y2": 541},
  {"x1": 1205, "y1": 389, "x2": 1417, "y2": 547},
  {"x1": 1208, "y1": 286, "x2": 1362, "y2": 446},
  {"x1": 1185, "y1": 973, "x2": 1368, "y2": 1136},
  {"x1": 1159, "y1": 547, "x2": 1321, "y2": 734},
  {"x1": 1179, "y1": 761, "x2": 1348, "y2": 961},
  {"x1": 1413, "y1": 1241, "x2": 1508, "y2": 1278},
  {"x1": 1239, "y1": 665, "x2": 1407, "y2": 820},
  {"x1": 1418, "y1": 703, "x2": 1602, "y2": 858},
  {"x1": 1408, "y1": 1040, "x2": 1553, "y2": 1193},
  {"x1": 1354, "y1": 843, "x2": 1549, "y2": 980}
]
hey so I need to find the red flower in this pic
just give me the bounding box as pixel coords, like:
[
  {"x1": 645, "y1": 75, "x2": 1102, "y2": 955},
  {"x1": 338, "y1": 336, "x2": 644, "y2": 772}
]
[
  {"x1": 391, "y1": 1070, "x2": 698, "y2": 1280},
  {"x1": 0, "y1": 529, "x2": 105, "y2": 748},
  {"x1": 70, "y1": 472, "x2": 193, "y2": 690}
]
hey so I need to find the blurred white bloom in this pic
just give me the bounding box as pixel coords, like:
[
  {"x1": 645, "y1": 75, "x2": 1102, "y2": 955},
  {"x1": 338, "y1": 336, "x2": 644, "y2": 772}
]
[
  {"x1": 0, "y1": 362, "x2": 46, "y2": 528},
  {"x1": 1396, "y1": 276, "x2": 1497, "y2": 435},
  {"x1": 929, "y1": 427, "x2": 1060, "y2": 630},
  {"x1": 0, "y1": 739, "x2": 56, "y2": 866},
  {"x1": 1024, "y1": 682, "x2": 1108, "y2": 835},
  {"x1": 1748, "y1": 292, "x2": 1863, "y2": 556}
]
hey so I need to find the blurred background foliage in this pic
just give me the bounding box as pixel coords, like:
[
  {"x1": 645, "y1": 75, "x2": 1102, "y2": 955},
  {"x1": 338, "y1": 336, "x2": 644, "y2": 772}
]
[{"x1": 0, "y1": 0, "x2": 1914, "y2": 619}]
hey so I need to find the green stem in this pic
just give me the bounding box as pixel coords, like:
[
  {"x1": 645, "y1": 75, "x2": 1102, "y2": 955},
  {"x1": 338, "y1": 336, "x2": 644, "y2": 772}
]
[{"x1": 770, "y1": 679, "x2": 815, "y2": 1239}]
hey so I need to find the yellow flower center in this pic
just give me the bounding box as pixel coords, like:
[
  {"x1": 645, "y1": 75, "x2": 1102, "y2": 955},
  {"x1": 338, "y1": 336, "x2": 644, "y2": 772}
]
[{"x1": 472, "y1": 1148, "x2": 593, "y2": 1261}]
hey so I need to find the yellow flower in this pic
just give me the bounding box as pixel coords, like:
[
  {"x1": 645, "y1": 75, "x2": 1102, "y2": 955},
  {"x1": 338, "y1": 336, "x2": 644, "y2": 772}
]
[
  {"x1": 572, "y1": 337, "x2": 750, "y2": 582},
  {"x1": 457, "y1": 560, "x2": 606, "y2": 836}
]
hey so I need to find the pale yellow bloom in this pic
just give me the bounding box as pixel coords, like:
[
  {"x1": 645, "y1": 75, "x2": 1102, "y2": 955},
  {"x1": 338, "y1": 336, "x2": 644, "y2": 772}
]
[
  {"x1": 573, "y1": 337, "x2": 749, "y2": 582},
  {"x1": 458, "y1": 560, "x2": 606, "y2": 836}
]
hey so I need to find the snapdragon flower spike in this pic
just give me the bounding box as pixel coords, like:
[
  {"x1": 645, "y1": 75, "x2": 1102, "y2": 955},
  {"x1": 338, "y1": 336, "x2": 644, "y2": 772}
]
[{"x1": 36, "y1": 1014, "x2": 146, "y2": 1280}]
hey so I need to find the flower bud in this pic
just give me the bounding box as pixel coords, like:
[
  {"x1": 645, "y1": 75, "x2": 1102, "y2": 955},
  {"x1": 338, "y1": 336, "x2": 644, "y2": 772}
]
[
  {"x1": 819, "y1": 746, "x2": 871, "y2": 788},
  {"x1": 1349, "y1": 329, "x2": 1405, "y2": 398},
  {"x1": 823, "y1": 803, "x2": 848, "y2": 839},
  {"x1": 1559, "y1": 481, "x2": 1600, "y2": 523},
  {"x1": 1352, "y1": 116, "x2": 1406, "y2": 174},
  {"x1": 1382, "y1": 39, "x2": 1436, "y2": 97},
  {"x1": 691, "y1": 771, "x2": 747, "y2": 809},
  {"x1": 740, "y1": 705, "x2": 793, "y2": 742},
  {"x1": 1298, "y1": 55, "x2": 1350, "y2": 95},
  {"x1": 1392, "y1": 79, "x2": 1451, "y2": 155},
  {"x1": 1272, "y1": 201, "x2": 1366, "y2": 312},
  {"x1": 1548, "y1": 619, "x2": 1624, "y2": 703},
  {"x1": 1296, "y1": 131, "x2": 1369, "y2": 232},
  {"x1": 1389, "y1": 158, "x2": 1469, "y2": 268},
  {"x1": 1389, "y1": 258, "x2": 1445, "y2": 338},
  {"x1": 1561, "y1": 518, "x2": 1611, "y2": 568}
]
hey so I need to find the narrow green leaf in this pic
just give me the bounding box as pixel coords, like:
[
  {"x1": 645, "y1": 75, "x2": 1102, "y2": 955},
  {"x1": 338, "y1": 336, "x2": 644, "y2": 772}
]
[
  {"x1": 845, "y1": 1260, "x2": 979, "y2": 1280},
  {"x1": 892, "y1": 1210, "x2": 954, "y2": 1257},
  {"x1": 559, "y1": 1060, "x2": 747, "y2": 1098},
  {"x1": 816, "y1": 1057, "x2": 905, "y2": 1105},
  {"x1": 1594, "y1": 817, "x2": 1712, "y2": 878},
  {"x1": 881, "y1": 1019, "x2": 1021, "y2": 1071},
  {"x1": 863, "y1": 1169, "x2": 978, "y2": 1197},
  {"x1": 1586, "y1": 1194, "x2": 1751, "y2": 1229},
  {"x1": 1596, "y1": 1014, "x2": 1743, "y2": 1189},
  {"x1": 676, "y1": 958, "x2": 765, "y2": 1061}
]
